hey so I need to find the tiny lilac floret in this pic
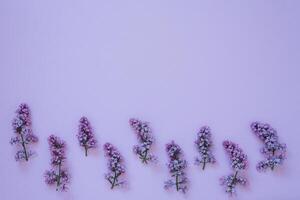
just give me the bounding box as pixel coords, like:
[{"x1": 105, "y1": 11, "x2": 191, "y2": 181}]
[
  {"x1": 194, "y1": 126, "x2": 216, "y2": 170},
  {"x1": 251, "y1": 122, "x2": 287, "y2": 171},
  {"x1": 164, "y1": 141, "x2": 188, "y2": 193},
  {"x1": 129, "y1": 118, "x2": 157, "y2": 164},
  {"x1": 220, "y1": 140, "x2": 248, "y2": 196},
  {"x1": 77, "y1": 116, "x2": 97, "y2": 156},
  {"x1": 103, "y1": 143, "x2": 126, "y2": 189},
  {"x1": 10, "y1": 103, "x2": 38, "y2": 161},
  {"x1": 44, "y1": 135, "x2": 70, "y2": 192}
]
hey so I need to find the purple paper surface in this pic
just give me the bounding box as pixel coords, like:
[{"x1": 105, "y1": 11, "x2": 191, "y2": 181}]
[{"x1": 0, "y1": 1, "x2": 300, "y2": 199}]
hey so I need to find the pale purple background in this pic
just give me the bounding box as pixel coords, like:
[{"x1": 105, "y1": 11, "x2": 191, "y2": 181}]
[{"x1": 0, "y1": 1, "x2": 300, "y2": 200}]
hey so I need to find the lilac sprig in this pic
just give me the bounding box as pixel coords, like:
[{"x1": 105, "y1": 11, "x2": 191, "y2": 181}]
[
  {"x1": 77, "y1": 117, "x2": 97, "y2": 156},
  {"x1": 45, "y1": 135, "x2": 70, "y2": 192},
  {"x1": 129, "y1": 118, "x2": 157, "y2": 164},
  {"x1": 10, "y1": 103, "x2": 38, "y2": 161},
  {"x1": 251, "y1": 122, "x2": 287, "y2": 171},
  {"x1": 220, "y1": 140, "x2": 248, "y2": 196},
  {"x1": 164, "y1": 141, "x2": 188, "y2": 193},
  {"x1": 194, "y1": 126, "x2": 216, "y2": 170},
  {"x1": 103, "y1": 143, "x2": 126, "y2": 189}
]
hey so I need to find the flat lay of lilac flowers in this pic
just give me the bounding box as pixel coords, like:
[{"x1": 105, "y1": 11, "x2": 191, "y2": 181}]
[
  {"x1": 77, "y1": 116, "x2": 97, "y2": 156},
  {"x1": 251, "y1": 122, "x2": 287, "y2": 171},
  {"x1": 220, "y1": 140, "x2": 247, "y2": 195},
  {"x1": 10, "y1": 103, "x2": 38, "y2": 161},
  {"x1": 194, "y1": 126, "x2": 216, "y2": 170},
  {"x1": 104, "y1": 143, "x2": 126, "y2": 189},
  {"x1": 7, "y1": 104, "x2": 289, "y2": 196},
  {"x1": 129, "y1": 118, "x2": 157, "y2": 164},
  {"x1": 45, "y1": 135, "x2": 70, "y2": 191},
  {"x1": 164, "y1": 141, "x2": 188, "y2": 193}
]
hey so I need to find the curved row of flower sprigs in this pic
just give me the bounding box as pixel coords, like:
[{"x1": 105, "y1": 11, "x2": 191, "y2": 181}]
[{"x1": 10, "y1": 104, "x2": 287, "y2": 195}]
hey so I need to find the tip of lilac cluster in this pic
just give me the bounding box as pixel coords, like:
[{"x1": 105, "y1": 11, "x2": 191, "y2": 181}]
[
  {"x1": 222, "y1": 140, "x2": 230, "y2": 148},
  {"x1": 250, "y1": 121, "x2": 275, "y2": 134},
  {"x1": 18, "y1": 103, "x2": 29, "y2": 111},
  {"x1": 79, "y1": 116, "x2": 88, "y2": 122},
  {"x1": 48, "y1": 135, "x2": 66, "y2": 148},
  {"x1": 129, "y1": 118, "x2": 138, "y2": 125},
  {"x1": 104, "y1": 142, "x2": 112, "y2": 150},
  {"x1": 129, "y1": 118, "x2": 143, "y2": 129},
  {"x1": 166, "y1": 140, "x2": 178, "y2": 150},
  {"x1": 199, "y1": 126, "x2": 210, "y2": 133}
]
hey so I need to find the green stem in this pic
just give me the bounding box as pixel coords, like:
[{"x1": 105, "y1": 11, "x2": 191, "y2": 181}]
[
  {"x1": 271, "y1": 149, "x2": 275, "y2": 170},
  {"x1": 202, "y1": 159, "x2": 206, "y2": 170},
  {"x1": 56, "y1": 163, "x2": 62, "y2": 191},
  {"x1": 111, "y1": 171, "x2": 117, "y2": 189},
  {"x1": 233, "y1": 171, "x2": 238, "y2": 183},
  {"x1": 175, "y1": 174, "x2": 179, "y2": 191},
  {"x1": 19, "y1": 133, "x2": 28, "y2": 161},
  {"x1": 84, "y1": 146, "x2": 88, "y2": 157},
  {"x1": 142, "y1": 150, "x2": 149, "y2": 163}
]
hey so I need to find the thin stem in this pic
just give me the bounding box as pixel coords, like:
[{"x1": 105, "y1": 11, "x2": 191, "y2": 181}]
[
  {"x1": 142, "y1": 149, "x2": 149, "y2": 163},
  {"x1": 19, "y1": 132, "x2": 28, "y2": 161},
  {"x1": 111, "y1": 171, "x2": 117, "y2": 189},
  {"x1": 84, "y1": 146, "x2": 88, "y2": 157},
  {"x1": 233, "y1": 171, "x2": 238, "y2": 183},
  {"x1": 175, "y1": 174, "x2": 179, "y2": 191},
  {"x1": 202, "y1": 158, "x2": 206, "y2": 170},
  {"x1": 56, "y1": 163, "x2": 62, "y2": 191},
  {"x1": 271, "y1": 149, "x2": 275, "y2": 170}
]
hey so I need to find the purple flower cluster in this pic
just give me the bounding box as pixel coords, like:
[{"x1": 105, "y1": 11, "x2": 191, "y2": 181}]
[
  {"x1": 220, "y1": 173, "x2": 247, "y2": 195},
  {"x1": 77, "y1": 117, "x2": 97, "y2": 156},
  {"x1": 45, "y1": 135, "x2": 70, "y2": 191},
  {"x1": 220, "y1": 140, "x2": 248, "y2": 195},
  {"x1": 103, "y1": 143, "x2": 126, "y2": 189},
  {"x1": 194, "y1": 126, "x2": 216, "y2": 170},
  {"x1": 129, "y1": 118, "x2": 157, "y2": 164},
  {"x1": 223, "y1": 140, "x2": 248, "y2": 171},
  {"x1": 251, "y1": 122, "x2": 287, "y2": 171},
  {"x1": 164, "y1": 141, "x2": 188, "y2": 193},
  {"x1": 10, "y1": 104, "x2": 38, "y2": 161}
]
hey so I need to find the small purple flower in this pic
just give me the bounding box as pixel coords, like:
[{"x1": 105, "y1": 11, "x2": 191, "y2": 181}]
[
  {"x1": 221, "y1": 140, "x2": 248, "y2": 195},
  {"x1": 10, "y1": 104, "x2": 38, "y2": 161},
  {"x1": 129, "y1": 118, "x2": 157, "y2": 164},
  {"x1": 251, "y1": 122, "x2": 287, "y2": 171},
  {"x1": 45, "y1": 135, "x2": 70, "y2": 192},
  {"x1": 103, "y1": 143, "x2": 126, "y2": 189},
  {"x1": 164, "y1": 141, "x2": 188, "y2": 193},
  {"x1": 194, "y1": 126, "x2": 216, "y2": 170},
  {"x1": 77, "y1": 117, "x2": 97, "y2": 156}
]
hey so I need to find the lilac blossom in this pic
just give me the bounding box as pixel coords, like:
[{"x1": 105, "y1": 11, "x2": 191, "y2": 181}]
[
  {"x1": 164, "y1": 141, "x2": 188, "y2": 193},
  {"x1": 45, "y1": 135, "x2": 70, "y2": 192},
  {"x1": 10, "y1": 103, "x2": 38, "y2": 161},
  {"x1": 129, "y1": 118, "x2": 157, "y2": 164},
  {"x1": 220, "y1": 140, "x2": 248, "y2": 196},
  {"x1": 103, "y1": 143, "x2": 126, "y2": 189},
  {"x1": 251, "y1": 122, "x2": 287, "y2": 171},
  {"x1": 194, "y1": 126, "x2": 216, "y2": 170},
  {"x1": 77, "y1": 116, "x2": 97, "y2": 156}
]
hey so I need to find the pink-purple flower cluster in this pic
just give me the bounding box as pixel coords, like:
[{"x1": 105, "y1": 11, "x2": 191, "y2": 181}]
[
  {"x1": 103, "y1": 143, "x2": 126, "y2": 189},
  {"x1": 220, "y1": 140, "x2": 247, "y2": 195},
  {"x1": 10, "y1": 104, "x2": 38, "y2": 161},
  {"x1": 251, "y1": 122, "x2": 287, "y2": 171},
  {"x1": 77, "y1": 117, "x2": 97, "y2": 156},
  {"x1": 129, "y1": 118, "x2": 157, "y2": 164},
  {"x1": 45, "y1": 135, "x2": 70, "y2": 191},
  {"x1": 194, "y1": 126, "x2": 216, "y2": 170},
  {"x1": 164, "y1": 141, "x2": 188, "y2": 193}
]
